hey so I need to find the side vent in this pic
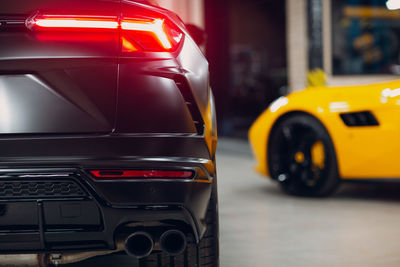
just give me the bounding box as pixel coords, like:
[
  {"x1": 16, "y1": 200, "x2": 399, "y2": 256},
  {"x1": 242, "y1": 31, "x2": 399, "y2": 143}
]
[
  {"x1": 339, "y1": 111, "x2": 379, "y2": 127},
  {"x1": 174, "y1": 77, "x2": 205, "y2": 135}
]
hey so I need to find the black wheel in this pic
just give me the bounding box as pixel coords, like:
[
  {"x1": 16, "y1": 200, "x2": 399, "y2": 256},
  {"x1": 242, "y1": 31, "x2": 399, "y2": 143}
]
[
  {"x1": 139, "y1": 179, "x2": 219, "y2": 267},
  {"x1": 198, "y1": 179, "x2": 219, "y2": 267},
  {"x1": 268, "y1": 114, "x2": 339, "y2": 196}
]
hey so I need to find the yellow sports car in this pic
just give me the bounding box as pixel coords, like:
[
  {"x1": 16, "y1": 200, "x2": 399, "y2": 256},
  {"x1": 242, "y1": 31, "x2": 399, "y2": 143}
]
[{"x1": 249, "y1": 80, "x2": 400, "y2": 196}]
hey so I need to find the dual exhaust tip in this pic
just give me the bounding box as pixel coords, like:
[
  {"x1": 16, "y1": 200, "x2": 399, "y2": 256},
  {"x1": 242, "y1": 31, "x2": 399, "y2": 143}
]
[{"x1": 124, "y1": 230, "x2": 187, "y2": 259}]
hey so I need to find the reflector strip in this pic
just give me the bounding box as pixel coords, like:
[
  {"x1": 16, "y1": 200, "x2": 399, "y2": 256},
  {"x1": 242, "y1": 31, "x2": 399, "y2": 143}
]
[
  {"x1": 90, "y1": 170, "x2": 194, "y2": 179},
  {"x1": 121, "y1": 19, "x2": 172, "y2": 49}
]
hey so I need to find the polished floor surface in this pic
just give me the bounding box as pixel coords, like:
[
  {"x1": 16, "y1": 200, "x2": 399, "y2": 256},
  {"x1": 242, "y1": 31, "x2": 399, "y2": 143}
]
[
  {"x1": 218, "y1": 138, "x2": 400, "y2": 267},
  {"x1": 68, "y1": 138, "x2": 400, "y2": 267}
]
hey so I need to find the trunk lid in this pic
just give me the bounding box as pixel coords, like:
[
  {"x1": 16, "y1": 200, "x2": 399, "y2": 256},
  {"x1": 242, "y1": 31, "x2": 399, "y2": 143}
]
[{"x1": 0, "y1": 0, "x2": 119, "y2": 134}]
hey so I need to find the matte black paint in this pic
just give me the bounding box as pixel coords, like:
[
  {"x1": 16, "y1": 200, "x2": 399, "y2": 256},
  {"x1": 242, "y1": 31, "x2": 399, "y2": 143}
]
[{"x1": 0, "y1": 0, "x2": 216, "y2": 254}]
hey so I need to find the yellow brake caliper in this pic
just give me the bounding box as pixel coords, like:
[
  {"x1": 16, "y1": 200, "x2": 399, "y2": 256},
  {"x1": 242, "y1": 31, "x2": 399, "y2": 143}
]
[{"x1": 311, "y1": 141, "x2": 325, "y2": 172}]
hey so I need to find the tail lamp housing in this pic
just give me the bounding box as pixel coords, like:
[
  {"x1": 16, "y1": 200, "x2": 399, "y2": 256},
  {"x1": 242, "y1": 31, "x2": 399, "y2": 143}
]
[{"x1": 26, "y1": 12, "x2": 184, "y2": 52}]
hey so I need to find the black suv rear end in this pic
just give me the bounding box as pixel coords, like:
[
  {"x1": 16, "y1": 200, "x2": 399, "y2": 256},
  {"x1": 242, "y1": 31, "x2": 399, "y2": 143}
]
[{"x1": 0, "y1": 1, "x2": 218, "y2": 266}]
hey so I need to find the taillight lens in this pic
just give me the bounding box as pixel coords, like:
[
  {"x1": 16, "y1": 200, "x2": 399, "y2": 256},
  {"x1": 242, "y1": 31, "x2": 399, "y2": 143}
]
[
  {"x1": 26, "y1": 12, "x2": 184, "y2": 52},
  {"x1": 26, "y1": 14, "x2": 119, "y2": 30},
  {"x1": 90, "y1": 170, "x2": 194, "y2": 180},
  {"x1": 121, "y1": 18, "x2": 183, "y2": 51}
]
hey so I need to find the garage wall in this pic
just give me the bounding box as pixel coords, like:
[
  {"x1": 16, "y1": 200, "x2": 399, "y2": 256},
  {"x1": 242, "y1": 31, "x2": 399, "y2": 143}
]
[
  {"x1": 286, "y1": 0, "x2": 400, "y2": 91},
  {"x1": 157, "y1": 0, "x2": 205, "y2": 28},
  {"x1": 286, "y1": 0, "x2": 308, "y2": 92}
]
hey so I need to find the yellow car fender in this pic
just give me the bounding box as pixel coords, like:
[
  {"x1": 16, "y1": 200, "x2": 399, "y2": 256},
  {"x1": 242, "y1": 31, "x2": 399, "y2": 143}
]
[{"x1": 249, "y1": 81, "x2": 400, "y2": 180}]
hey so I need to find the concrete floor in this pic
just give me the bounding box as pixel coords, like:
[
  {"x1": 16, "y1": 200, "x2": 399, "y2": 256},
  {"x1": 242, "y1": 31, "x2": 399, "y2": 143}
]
[
  {"x1": 68, "y1": 138, "x2": 400, "y2": 267},
  {"x1": 218, "y1": 138, "x2": 400, "y2": 267}
]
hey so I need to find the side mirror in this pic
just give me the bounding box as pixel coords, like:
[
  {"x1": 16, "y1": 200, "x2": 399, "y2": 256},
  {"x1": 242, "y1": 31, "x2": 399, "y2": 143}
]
[{"x1": 185, "y1": 24, "x2": 207, "y2": 47}]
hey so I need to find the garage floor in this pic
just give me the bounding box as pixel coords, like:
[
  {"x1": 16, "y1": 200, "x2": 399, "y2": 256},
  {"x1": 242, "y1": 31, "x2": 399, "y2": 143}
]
[
  {"x1": 68, "y1": 138, "x2": 400, "y2": 267},
  {"x1": 218, "y1": 138, "x2": 400, "y2": 267}
]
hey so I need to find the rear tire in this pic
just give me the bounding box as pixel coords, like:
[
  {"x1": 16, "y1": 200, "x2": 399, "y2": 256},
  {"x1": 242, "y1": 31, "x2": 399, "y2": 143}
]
[
  {"x1": 268, "y1": 114, "x2": 339, "y2": 197},
  {"x1": 139, "y1": 179, "x2": 219, "y2": 267}
]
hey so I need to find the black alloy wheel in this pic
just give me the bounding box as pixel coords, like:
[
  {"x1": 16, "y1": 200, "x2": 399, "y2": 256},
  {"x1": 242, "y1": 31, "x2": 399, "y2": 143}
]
[{"x1": 268, "y1": 114, "x2": 339, "y2": 196}]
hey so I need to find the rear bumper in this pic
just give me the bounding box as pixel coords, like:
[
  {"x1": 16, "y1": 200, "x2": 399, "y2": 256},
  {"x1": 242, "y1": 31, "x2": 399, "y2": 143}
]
[
  {"x1": 0, "y1": 135, "x2": 215, "y2": 253},
  {"x1": 0, "y1": 134, "x2": 211, "y2": 162}
]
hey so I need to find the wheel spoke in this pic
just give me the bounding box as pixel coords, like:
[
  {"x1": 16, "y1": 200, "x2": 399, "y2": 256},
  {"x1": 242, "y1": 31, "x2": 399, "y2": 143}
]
[
  {"x1": 281, "y1": 125, "x2": 297, "y2": 151},
  {"x1": 298, "y1": 131, "x2": 317, "y2": 151},
  {"x1": 282, "y1": 125, "x2": 293, "y2": 141}
]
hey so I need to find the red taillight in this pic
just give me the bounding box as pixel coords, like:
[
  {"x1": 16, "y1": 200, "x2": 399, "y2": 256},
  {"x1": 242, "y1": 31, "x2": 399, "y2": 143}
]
[
  {"x1": 26, "y1": 12, "x2": 184, "y2": 52},
  {"x1": 120, "y1": 18, "x2": 182, "y2": 51},
  {"x1": 121, "y1": 18, "x2": 172, "y2": 49},
  {"x1": 89, "y1": 170, "x2": 194, "y2": 180},
  {"x1": 26, "y1": 14, "x2": 119, "y2": 30},
  {"x1": 121, "y1": 36, "x2": 139, "y2": 52}
]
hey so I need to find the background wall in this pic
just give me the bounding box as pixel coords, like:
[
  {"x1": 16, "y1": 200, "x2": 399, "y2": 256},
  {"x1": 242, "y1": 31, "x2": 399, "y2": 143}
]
[
  {"x1": 157, "y1": 0, "x2": 205, "y2": 27},
  {"x1": 286, "y1": 0, "x2": 308, "y2": 92},
  {"x1": 156, "y1": 0, "x2": 288, "y2": 138}
]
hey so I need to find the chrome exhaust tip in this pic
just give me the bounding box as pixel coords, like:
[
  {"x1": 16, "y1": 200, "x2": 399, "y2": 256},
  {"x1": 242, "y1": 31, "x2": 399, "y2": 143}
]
[
  {"x1": 124, "y1": 231, "x2": 154, "y2": 259},
  {"x1": 159, "y1": 229, "x2": 187, "y2": 256}
]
